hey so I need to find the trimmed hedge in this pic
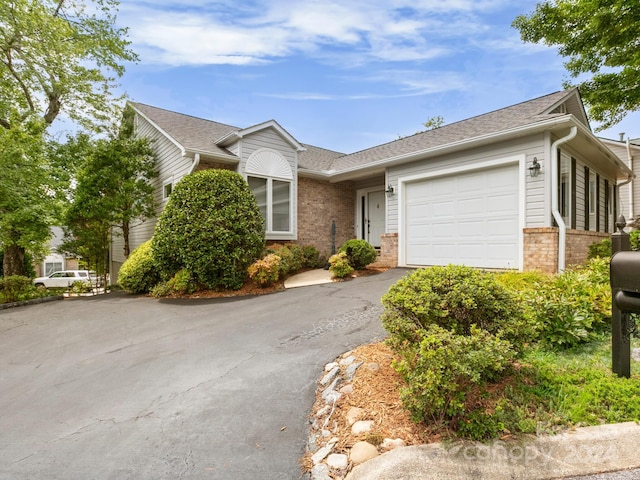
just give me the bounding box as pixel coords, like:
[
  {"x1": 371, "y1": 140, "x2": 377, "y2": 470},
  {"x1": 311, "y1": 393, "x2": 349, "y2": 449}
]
[
  {"x1": 118, "y1": 240, "x2": 160, "y2": 293},
  {"x1": 338, "y1": 239, "x2": 377, "y2": 270}
]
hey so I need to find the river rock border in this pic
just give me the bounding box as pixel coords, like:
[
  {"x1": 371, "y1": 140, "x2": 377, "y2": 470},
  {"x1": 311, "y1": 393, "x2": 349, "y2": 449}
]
[{"x1": 305, "y1": 350, "x2": 406, "y2": 480}]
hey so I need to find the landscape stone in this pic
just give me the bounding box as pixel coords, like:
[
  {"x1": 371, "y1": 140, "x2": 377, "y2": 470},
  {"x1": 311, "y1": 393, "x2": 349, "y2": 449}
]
[
  {"x1": 351, "y1": 420, "x2": 374, "y2": 435},
  {"x1": 321, "y1": 378, "x2": 342, "y2": 402},
  {"x1": 339, "y1": 355, "x2": 356, "y2": 367},
  {"x1": 324, "y1": 362, "x2": 339, "y2": 372},
  {"x1": 349, "y1": 441, "x2": 379, "y2": 465},
  {"x1": 311, "y1": 438, "x2": 338, "y2": 464},
  {"x1": 339, "y1": 384, "x2": 354, "y2": 394},
  {"x1": 344, "y1": 361, "x2": 363, "y2": 381},
  {"x1": 346, "y1": 406, "x2": 365, "y2": 426},
  {"x1": 327, "y1": 453, "x2": 349, "y2": 471},
  {"x1": 367, "y1": 362, "x2": 380, "y2": 372},
  {"x1": 381, "y1": 438, "x2": 406, "y2": 450},
  {"x1": 311, "y1": 463, "x2": 331, "y2": 480},
  {"x1": 320, "y1": 366, "x2": 340, "y2": 386},
  {"x1": 315, "y1": 405, "x2": 331, "y2": 417}
]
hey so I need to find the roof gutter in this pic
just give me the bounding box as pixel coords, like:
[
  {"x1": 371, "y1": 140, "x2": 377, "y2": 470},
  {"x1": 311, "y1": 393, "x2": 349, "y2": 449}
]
[
  {"x1": 328, "y1": 116, "x2": 575, "y2": 182},
  {"x1": 550, "y1": 126, "x2": 578, "y2": 273},
  {"x1": 189, "y1": 153, "x2": 200, "y2": 174}
]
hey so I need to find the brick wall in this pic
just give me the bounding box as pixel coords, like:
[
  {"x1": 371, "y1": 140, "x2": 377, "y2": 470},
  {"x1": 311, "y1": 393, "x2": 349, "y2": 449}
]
[
  {"x1": 297, "y1": 177, "x2": 355, "y2": 258},
  {"x1": 371, "y1": 233, "x2": 398, "y2": 268},
  {"x1": 523, "y1": 227, "x2": 608, "y2": 273}
]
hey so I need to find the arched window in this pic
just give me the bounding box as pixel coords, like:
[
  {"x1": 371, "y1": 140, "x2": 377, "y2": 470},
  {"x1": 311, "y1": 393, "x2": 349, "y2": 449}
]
[{"x1": 246, "y1": 149, "x2": 293, "y2": 235}]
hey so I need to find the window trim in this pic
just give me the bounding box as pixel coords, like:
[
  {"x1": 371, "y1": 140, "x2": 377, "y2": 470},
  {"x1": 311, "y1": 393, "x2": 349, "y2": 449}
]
[
  {"x1": 247, "y1": 174, "x2": 293, "y2": 237},
  {"x1": 162, "y1": 179, "x2": 173, "y2": 200}
]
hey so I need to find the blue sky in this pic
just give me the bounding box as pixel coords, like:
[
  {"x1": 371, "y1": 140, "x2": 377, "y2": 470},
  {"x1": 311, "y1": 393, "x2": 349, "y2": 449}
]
[{"x1": 108, "y1": 0, "x2": 639, "y2": 154}]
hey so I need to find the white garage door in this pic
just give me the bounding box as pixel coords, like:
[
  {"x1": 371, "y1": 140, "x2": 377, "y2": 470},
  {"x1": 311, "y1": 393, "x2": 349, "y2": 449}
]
[{"x1": 404, "y1": 164, "x2": 520, "y2": 269}]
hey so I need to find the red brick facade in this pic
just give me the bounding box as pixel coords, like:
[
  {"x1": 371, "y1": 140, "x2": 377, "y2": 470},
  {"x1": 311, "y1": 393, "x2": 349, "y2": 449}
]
[{"x1": 297, "y1": 177, "x2": 356, "y2": 258}]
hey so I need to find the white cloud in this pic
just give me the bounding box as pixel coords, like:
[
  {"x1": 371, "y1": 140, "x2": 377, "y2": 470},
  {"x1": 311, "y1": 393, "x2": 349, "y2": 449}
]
[{"x1": 119, "y1": 0, "x2": 511, "y2": 67}]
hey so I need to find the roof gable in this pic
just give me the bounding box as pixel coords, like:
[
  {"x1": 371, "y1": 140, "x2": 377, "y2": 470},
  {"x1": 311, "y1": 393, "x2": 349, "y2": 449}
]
[{"x1": 217, "y1": 119, "x2": 306, "y2": 152}]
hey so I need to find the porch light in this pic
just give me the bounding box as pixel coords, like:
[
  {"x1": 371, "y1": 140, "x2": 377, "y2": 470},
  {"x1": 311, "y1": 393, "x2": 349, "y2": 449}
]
[
  {"x1": 385, "y1": 184, "x2": 395, "y2": 197},
  {"x1": 529, "y1": 157, "x2": 541, "y2": 177}
]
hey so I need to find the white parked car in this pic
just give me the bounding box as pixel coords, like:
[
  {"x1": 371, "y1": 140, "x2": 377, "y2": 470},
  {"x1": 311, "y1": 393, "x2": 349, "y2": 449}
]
[{"x1": 33, "y1": 270, "x2": 94, "y2": 289}]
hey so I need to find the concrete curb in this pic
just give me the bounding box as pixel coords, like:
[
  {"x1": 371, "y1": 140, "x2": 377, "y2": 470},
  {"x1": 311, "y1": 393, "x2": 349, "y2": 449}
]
[
  {"x1": 0, "y1": 295, "x2": 63, "y2": 310},
  {"x1": 345, "y1": 422, "x2": 640, "y2": 480}
]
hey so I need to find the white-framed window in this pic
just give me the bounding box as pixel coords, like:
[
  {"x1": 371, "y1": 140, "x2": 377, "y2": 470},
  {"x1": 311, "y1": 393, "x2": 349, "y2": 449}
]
[
  {"x1": 247, "y1": 175, "x2": 291, "y2": 233},
  {"x1": 245, "y1": 148, "x2": 295, "y2": 239},
  {"x1": 163, "y1": 180, "x2": 173, "y2": 200},
  {"x1": 588, "y1": 171, "x2": 597, "y2": 215},
  {"x1": 45, "y1": 262, "x2": 63, "y2": 276},
  {"x1": 559, "y1": 154, "x2": 572, "y2": 225}
]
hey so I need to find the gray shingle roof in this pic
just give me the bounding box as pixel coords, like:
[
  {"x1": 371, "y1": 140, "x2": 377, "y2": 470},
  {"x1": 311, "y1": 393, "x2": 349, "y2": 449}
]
[
  {"x1": 131, "y1": 89, "x2": 582, "y2": 175},
  {"x1": 131, "y1": 102, "x2": 239, "y2": 156},
  {"x1": 327, "y1": 90, "x2": 577, "y2": 173}
]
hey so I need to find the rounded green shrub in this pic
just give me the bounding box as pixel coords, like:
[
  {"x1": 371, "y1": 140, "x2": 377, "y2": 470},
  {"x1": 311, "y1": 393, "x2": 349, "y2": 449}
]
[
  {"x1": 118, "y1": 240, "x2": 160, "y2": 293},
  {"x1": 152, "y1": 170, "x2": 265, "y2": 290},
  {"x1": 381, "y1": 265, "x2": 532, "y2": 352},
  {"x1": 338, "y1": 239, "x2": 377, "y2": 270},
  {"x1": 329, "y1": 251, "x2": 354, "y2": 278},
  {"x1": 302, "y1": 245, "x2": 321, "y2": 268}
]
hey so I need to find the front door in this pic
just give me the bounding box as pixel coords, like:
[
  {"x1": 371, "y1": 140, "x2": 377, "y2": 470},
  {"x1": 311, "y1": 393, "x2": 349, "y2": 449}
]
[{"x1": 365, "y1": 190, "x2": 385, "y2": 248}]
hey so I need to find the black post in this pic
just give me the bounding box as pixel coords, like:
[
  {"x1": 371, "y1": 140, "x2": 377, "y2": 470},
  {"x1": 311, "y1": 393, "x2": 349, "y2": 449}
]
[
  {"x1": 331, "y1": 220, "x2": 336, "y2": 255},
  {"x1": 611, "y1": 215, "x2": 631, "y2": 378}
]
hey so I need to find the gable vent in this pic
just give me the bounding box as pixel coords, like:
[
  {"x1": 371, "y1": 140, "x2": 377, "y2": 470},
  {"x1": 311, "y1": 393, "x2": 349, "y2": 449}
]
[{"x1": 246, "y1": 148, "x2": 293, "y2": 179}]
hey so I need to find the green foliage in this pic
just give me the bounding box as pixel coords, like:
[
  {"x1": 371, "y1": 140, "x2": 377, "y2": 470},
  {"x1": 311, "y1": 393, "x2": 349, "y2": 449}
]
[
  {"x1": 70, "y1": 281, "x2": 93, "y2": 294},
  {"x1": 264, "y1": 244, "x2": 304, "y2": 276},
  {"x1": 149, "y1": 269, "x2": 197, "y2": 297},
  {"x1": 338, "y1": 239, "x2": 377, "y2": 270},
  {"x1": 118, "y1": 240, "x2": 160, "y2": 294},
  {"x1": 513, "y1": 1, "x2": 640, "y2": 130},
  {"x1": 328, "y1": 251, "x2": 354, "y2": 278},
  {"x1": 393, "y1": 325, "x2": 514, "y2": 438},
  {"x1": 152, "y1": 170, "x2": 265, "y2": 291},
  {"x1": 588, "y1": 238, "x2": 611, "y2": 259},
  {"x1": 534, "y1": 260, "x2": 611, "y2": 349},
  {"x1": 248, "y1": 254, "x2": 281, "y2": 288},
  {"x1": 631, "y1": 230, "x2": 640, "y2": 251},
  {"x1": 0, "y1": 276, "x2": 40, "y2": 303},
  {"x1": 382, "y1": 265, "x2": 532, "y2": 352},
  {"x1": 302, "y1": 245, "x2": 321, "y2": 268}
]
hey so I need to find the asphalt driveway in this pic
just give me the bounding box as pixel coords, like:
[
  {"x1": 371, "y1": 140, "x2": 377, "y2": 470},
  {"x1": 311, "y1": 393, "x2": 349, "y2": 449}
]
[{"x1": 0, "y1": 269, "x2": 407, "y2": 480}]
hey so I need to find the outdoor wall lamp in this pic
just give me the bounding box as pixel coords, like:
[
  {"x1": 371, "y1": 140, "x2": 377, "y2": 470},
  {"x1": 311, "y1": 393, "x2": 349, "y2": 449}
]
[
  {"x1": 385, "y1": 184, "x2": 395, "y2": 197},
  {"x1": 529, "y1": 157, "x2": 541, "y2": 177}
]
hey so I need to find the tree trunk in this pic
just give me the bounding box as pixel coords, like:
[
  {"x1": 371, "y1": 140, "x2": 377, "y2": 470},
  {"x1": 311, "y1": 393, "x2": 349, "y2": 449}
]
[
  {"x1": 3, "y1": 244, "x2": 26, "y2": 277},
  {"x1": 122, "y1": 222, "x2": 130, "y2": 258}
]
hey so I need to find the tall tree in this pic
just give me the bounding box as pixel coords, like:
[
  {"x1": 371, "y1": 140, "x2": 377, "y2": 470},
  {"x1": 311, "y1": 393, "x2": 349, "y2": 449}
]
[
  {"x1": 60, "y1": 107, "x2": 157, "y2": 274},
  {"x1": 0, "y1": 0, "x2": 137, "y2": 276},
  {"x1": 513, "y1": 1, "x2": 640, "y2": 130}
]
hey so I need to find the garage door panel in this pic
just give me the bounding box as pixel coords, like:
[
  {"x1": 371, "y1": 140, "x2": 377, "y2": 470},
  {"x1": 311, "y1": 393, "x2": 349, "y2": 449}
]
[{"x1": 405, "y1": 164, "x2": 519, "y2": 269}]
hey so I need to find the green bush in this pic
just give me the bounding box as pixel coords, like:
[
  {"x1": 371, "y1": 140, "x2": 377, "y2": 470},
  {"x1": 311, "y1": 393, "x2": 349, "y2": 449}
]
[
  {"x1": 149, "y1": 269, "x2": 197, "y2": 297},
  {"x1": 153, "y1": 170, "x2": 265, "y2": 290},
  {"x1": 0, "y1": 275, "x2": 39, "y2": 303},
  {"x1": 338, "y1": 239, "x2": 377, "y2": 270},
  {"x1": 588, "y1": 238, "x2": 611, "y2": 259},
  {"x1": 393, "y1": 324, "x2": 514, "y2": 438},
  {"x1": 302, "y1": 245, "x2": 321, "y2": 268},
  {"x1": 118, "y1": 240, "x2": 160, "y2": 294},
  {"x1": 535, "y1": 261, "x2": 611, "y2": 349},
  {"x1": 631, "y1": 230, "x2": 640, "y2": 251},
  {"x1": 328, "y1": 251, "x2": 354, "y2": 278},
  {"x1": 381, "y1": 265, "x2": 533, "y2": 352},
  {"x1": 264, "y1": 244, "x2": 304, "y2": 276},
  {"x1": 248, "y1": 254, "x2": 281, "y2": 287}
]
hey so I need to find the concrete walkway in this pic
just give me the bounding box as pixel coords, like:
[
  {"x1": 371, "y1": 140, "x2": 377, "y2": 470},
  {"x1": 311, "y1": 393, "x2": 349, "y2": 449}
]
[{"x1": 284, "y1": 269, "x2": 334, "y2": 288}]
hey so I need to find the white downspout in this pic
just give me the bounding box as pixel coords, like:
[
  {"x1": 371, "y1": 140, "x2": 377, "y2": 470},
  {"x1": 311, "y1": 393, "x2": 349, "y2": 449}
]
[
  {"x1": 550, "y1": 126, "x2": 577, "y2": 272},
  {"x1": 626, "y1": 138, "x2": 634, "y2": 219},
  {"x1": 189, "y1": 153, "x2": 201, "y2": 174}
]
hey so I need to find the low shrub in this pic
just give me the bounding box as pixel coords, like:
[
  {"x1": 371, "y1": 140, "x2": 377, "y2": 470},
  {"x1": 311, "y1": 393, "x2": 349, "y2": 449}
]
[
  {"x1": 328, "y1": 251, "x2": 354, "y2": 278},
  {"x1": 150, "y1": 269, "x2": 197, "y2": 297},
  {"x1": 381, "y1": 265, "x2": 533, "y2": 352},
  {"x1": 302, "y1": 245, "x2": 321, "y2": 268},
  {"x1": 588, "y1": 238, "x2": 611, "y2": 259},
  {"x1": 393, "y1": 324, "x2": 514, "y2": 438},
  {"x1": 118, "y1": 240, "x2": 160, "y2": 294},
  {"x1": 338, "y1": 239, "x2": 377, "y2": 270},
  {"x1": 631, "y1": 230, "x2": 640, "y2": 251},
  {"x1": 70, "y1": 280, "x2": 93, "y2": 294},
  {"x1": 264, "y1": 244, "x2": 304, "y2": 276},
  {"x1": 0, "y1": 276, "x2": 40, "y2": 303},
  {"x1": 248, "y1": 254, "x2": 281, "y2": 287}
]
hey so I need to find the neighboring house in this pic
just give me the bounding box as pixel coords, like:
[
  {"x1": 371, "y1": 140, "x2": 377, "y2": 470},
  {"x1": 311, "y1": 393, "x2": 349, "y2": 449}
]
[
  {"x1": 34, "y1": 227, "x2": 79, "y2": 277},
  {"x1": 598, "y1": 136, "x2": 640, "y2": 226},
  {"x1": 110, "y1": 89, "x2": 634, "y2": 279}
]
